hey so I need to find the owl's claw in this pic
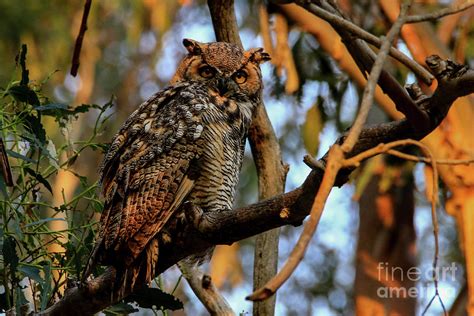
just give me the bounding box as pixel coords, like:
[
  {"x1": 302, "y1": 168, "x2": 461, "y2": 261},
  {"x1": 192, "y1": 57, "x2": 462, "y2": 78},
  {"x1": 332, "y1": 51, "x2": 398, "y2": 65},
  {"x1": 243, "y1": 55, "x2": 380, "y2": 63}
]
[
  {"x1": 183, "y1": 202, "x2": 225, "y2": 235},
  {"x1": 183, "y1": 201, "x2": 205, "y2": 231}
]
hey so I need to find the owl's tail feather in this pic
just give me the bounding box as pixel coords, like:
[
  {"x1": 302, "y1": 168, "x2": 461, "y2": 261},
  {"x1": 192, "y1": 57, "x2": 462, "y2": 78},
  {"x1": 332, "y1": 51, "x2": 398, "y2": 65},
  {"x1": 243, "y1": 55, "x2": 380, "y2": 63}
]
[{"x1": 115, "y1": 238, "x2": 160, "y2": 300}]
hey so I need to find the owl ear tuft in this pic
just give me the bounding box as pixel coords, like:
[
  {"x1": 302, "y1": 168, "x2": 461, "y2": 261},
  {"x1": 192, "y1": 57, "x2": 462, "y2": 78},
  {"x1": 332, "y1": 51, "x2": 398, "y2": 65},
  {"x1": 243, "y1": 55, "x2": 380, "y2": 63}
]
[
  {"x1": 183, "y1": 38, "x2": 202, "y2": 55},
  {"x1": 246, "y1": 48, "x2": 271, "y2": 65}
]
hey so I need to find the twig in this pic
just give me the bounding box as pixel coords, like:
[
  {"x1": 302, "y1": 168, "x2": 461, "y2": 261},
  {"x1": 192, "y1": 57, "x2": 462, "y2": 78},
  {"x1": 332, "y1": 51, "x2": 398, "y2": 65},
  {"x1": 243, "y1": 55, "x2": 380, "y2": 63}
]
[
  {"x1": 259, "y1": 5, "x2": 274, "y2": 57},
  {"x1": 303, "y1": 155, "x2": 326, "y2": 171},
  {"x1": 406, "y1": 3, "x2": 474, "y2": 24},
  {"x1": 386, "y1": 149, "x2": 474, "y2": 166},
  {"x1": 342, "y1": 141, "x2": 474, "y2": 167},
  {"x1": 70, "y1": 0, "x2": 92, "y2": 77},
  {"x1": 0, "y1": 137, "x2": 13, "y2": 186},
  {"x1": 298, "y1": 1, "x2": 434, "y2": 84},
  {"x1": 412, "y1": 141, "x2": 447, "y2": 316}
]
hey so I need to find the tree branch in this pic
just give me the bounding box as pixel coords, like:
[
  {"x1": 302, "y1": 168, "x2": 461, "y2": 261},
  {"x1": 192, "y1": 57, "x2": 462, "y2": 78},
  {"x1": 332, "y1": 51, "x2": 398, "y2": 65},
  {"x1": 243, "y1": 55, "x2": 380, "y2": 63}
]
[
  {"x1": 295, "y1": 0, "x2": 434, "y2": 84},
  {"x1": 300, "y1": 0, "x2": 432, "y2": 131},
  {"x1": 178, "y1": 262, "x2": 235, "y2": 315},
  {"x1": 248, "y1": 0, "x2": 413, "y2": 300},
  {"x1": 39, "y1": 55, "x2": 474, "y2": 316},
  {"x1": 405, "y1": 2, "x2": 474, "y2": 24},
  {"x1": 70, "y1": 0, "x2": 92, "y2": 77},
  {"x1": 208, "y1": 1, "x2": 287, "y2": 315}
]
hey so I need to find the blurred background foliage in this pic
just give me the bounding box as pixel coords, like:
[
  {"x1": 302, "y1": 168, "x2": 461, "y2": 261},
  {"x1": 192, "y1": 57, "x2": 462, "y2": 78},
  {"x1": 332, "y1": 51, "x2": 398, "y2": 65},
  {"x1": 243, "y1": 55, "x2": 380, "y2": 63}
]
[{"x1": 0, "y1": 0, "x2": 473, "y2": 315}]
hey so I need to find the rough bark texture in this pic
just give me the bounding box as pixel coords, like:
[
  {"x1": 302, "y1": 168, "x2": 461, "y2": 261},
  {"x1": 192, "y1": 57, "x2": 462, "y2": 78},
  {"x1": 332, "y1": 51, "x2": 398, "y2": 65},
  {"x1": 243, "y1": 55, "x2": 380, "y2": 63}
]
[{"x1": 209, "y1": 1, "x2": 287, "y2": 315}]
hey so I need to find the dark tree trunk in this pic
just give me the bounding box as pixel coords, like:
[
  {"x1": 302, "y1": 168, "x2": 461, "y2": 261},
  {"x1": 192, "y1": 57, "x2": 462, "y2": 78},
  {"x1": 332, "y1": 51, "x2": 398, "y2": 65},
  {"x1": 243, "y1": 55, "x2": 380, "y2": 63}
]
[{"x1": 355, "y1": 158, "x2": 417, "y2": 315}]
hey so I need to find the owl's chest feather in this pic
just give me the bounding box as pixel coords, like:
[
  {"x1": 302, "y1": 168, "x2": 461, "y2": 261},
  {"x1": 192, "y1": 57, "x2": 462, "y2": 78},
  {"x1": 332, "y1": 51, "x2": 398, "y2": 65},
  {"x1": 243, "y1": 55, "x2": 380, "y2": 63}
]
[{"x1": 189, "y1": 100, "x2": 252, "y2": 211}]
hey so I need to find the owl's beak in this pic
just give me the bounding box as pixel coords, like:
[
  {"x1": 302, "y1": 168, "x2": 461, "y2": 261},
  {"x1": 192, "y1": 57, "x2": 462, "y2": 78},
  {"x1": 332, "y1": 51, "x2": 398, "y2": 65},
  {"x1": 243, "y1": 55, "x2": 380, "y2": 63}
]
[{"x1": 215, "y1": 77, "x2": 238, "y2": 97}]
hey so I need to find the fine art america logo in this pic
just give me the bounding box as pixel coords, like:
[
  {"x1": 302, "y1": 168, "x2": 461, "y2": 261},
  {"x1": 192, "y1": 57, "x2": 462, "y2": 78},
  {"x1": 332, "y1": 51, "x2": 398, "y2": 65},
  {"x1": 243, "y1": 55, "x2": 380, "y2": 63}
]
[{"x1": 376, "y1": 262, "x2": 458, "y2": 298}]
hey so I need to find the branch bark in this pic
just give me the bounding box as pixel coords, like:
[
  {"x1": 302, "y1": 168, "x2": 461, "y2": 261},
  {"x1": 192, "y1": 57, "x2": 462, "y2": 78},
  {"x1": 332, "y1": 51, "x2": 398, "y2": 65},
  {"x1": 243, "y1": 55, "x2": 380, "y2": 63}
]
[
  {"x1": 39, "y1": 55, "x2": 474, "y2": 316},
  {"x1": 70, "y1": 0, "x2": 92, "y2": 76},
  {"x1": 208, "y1": 1, "x2": 287, "y2": 315}
]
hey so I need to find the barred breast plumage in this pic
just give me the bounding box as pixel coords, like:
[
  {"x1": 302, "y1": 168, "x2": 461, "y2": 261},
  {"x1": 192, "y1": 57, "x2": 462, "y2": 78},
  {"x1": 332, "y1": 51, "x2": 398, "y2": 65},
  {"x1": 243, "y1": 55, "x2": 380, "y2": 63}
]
[{"x1": 83, "y1": 39, "x2": 270, "y2": 293}]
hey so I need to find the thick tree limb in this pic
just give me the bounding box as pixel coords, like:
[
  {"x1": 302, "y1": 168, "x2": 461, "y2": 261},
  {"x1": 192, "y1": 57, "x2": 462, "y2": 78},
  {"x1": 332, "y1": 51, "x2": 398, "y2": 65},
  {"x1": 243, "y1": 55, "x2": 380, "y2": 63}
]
[{"x1": 39, "y1": 55, "x2": 474, "y2": 316}]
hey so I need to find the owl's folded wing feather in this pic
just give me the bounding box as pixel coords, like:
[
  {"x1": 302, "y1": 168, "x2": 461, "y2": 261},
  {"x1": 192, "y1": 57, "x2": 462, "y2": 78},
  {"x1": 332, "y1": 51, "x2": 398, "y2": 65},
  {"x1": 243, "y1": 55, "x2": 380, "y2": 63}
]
[{"x1": 83, "y1": 82, "x2": 206, "y2": 279}]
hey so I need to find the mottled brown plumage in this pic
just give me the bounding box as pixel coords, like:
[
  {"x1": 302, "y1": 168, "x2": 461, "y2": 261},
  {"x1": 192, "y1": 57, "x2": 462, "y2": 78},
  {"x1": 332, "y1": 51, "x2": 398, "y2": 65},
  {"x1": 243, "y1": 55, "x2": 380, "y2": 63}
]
[{"x1": 83, "y1": 39, "x2": 270, "y2": 293}]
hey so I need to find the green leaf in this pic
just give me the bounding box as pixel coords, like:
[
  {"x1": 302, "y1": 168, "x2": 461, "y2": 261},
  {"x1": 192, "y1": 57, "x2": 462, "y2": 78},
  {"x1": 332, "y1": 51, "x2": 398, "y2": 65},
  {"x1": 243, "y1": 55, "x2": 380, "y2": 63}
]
[
  {"x1": 36, "y1": 103, "x2": 92, "y2": 125},
  {"x1": 125, "y1": 287, "x2": 183, "y2": 311},
  {"x1": 35, "y1": 103, "x2": 69, "y2": 111},
  {"x1": 104, "y1": 302, "x2": 139, "y2": 315},
  {"x1": 2, "y1": 236, "x2": 19, "y2": 272},
  {"x1": 24, "y1": 167, "x2": 53, "y2": 194},
  {"x1": 102, "y1": 302, "x2": 139, "y2": 316},
  {"x1": 302, "y1": 102, "x2": 323, "y2": 157},
  {"x1": 39, "y1": 262, "x2": 52, "y2": 311},
  {"x1": 15, "y1": 287, "x2": 28, "y2": 313},
  {"x1": 6, "y1": 149, "x2": 36, "y2": 163},
  {"x1": 23, "y1": 114, "x2": 46, "y2": 144},
  {"x1": 18, "y1": 265, "x2": 44, "y2": 284},
  {"x1": 25, "y1": 218, "x2": 65, "y2": 228},
  {"x1": 0, "y1": 176, "x2": 7, "y2": 198},
  {"x1": 352, "y1": 158, "x2": 378, "y2": 201},
  {"x1": 6, "y1": 85, "x2": 39, "y2": 106},
  {"x1": 17, "y1": 44, "x2": 29, "y2": 86},
  {"x1": 46, "y1": 140, "x2": 59, "y2": 169}
]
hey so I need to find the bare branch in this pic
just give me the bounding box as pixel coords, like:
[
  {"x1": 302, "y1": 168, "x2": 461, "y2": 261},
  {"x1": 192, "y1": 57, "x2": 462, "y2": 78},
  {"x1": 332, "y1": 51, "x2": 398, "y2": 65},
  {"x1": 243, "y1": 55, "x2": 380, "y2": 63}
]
[
  {"x1": 0, "y1": 137, "x2": 13, "y2": 186},
  {"x1": 341, "y1": 0, "x2": 412, "y2": 152},
  {"x1": 405, "y1": 2, "x2": 474, "y2": 23},
  {"x1": 298, "y1": 1, "x2": 434, "y2": 84},
  {"x1": 70, "y1": 0, "x2": 92, "y2": 77},
  {"x1": 178, "y1": 263, "x2": 235, "y2": 316},
  {"x1": 298, "y1": 0, "x2": 433, "y2": 131}
]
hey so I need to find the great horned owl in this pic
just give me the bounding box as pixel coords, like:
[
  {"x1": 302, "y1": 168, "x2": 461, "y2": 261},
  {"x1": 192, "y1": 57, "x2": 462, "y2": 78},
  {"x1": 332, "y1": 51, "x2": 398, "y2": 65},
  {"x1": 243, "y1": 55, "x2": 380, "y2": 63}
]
[{"x1": 83, "y1": 39, "x2": 270, "y2": 292}]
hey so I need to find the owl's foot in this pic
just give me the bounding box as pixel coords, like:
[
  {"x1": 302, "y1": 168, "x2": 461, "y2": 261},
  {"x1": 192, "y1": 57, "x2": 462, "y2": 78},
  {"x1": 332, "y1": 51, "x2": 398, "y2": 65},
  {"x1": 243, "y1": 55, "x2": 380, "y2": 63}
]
[
  {"x1": 183, "y1": 201, "x2": 204, "y2": 230},
  {"x1": 183, "y1": 202, "x2": 231, "y2": 236}
]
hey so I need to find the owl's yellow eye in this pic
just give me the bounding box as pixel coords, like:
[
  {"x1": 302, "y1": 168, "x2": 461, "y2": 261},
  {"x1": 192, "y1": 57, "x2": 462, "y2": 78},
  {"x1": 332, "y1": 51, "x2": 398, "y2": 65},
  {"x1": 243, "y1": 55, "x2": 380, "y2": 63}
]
[
  {"x1": 233, "y1": 70, "x2": 248, "y2": 84},
  {"x1": 199, "y1": 66, "x2": 216, "y2": 79}
]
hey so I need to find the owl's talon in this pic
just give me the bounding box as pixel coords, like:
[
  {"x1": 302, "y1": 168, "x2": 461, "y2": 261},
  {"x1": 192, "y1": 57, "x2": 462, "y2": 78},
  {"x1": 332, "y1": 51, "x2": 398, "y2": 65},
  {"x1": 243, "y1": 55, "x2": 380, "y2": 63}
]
[{"x1": 184, "y1": 201, "x2": 204, "y2": 230}]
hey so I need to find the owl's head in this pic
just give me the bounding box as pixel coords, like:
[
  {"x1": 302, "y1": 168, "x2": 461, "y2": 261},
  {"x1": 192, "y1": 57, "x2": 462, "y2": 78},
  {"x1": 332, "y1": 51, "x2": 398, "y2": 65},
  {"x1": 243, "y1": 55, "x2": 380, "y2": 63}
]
[{"x1": 171, "y1": 39, "x2": 270, "y2": 101}]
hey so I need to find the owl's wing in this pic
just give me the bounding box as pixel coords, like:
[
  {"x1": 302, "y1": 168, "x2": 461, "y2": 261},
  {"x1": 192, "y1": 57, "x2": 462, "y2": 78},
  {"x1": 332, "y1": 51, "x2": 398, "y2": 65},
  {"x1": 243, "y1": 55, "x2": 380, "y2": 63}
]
[{"x1": 84, "y1": 83, "x2": 206, "y2": 278}]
